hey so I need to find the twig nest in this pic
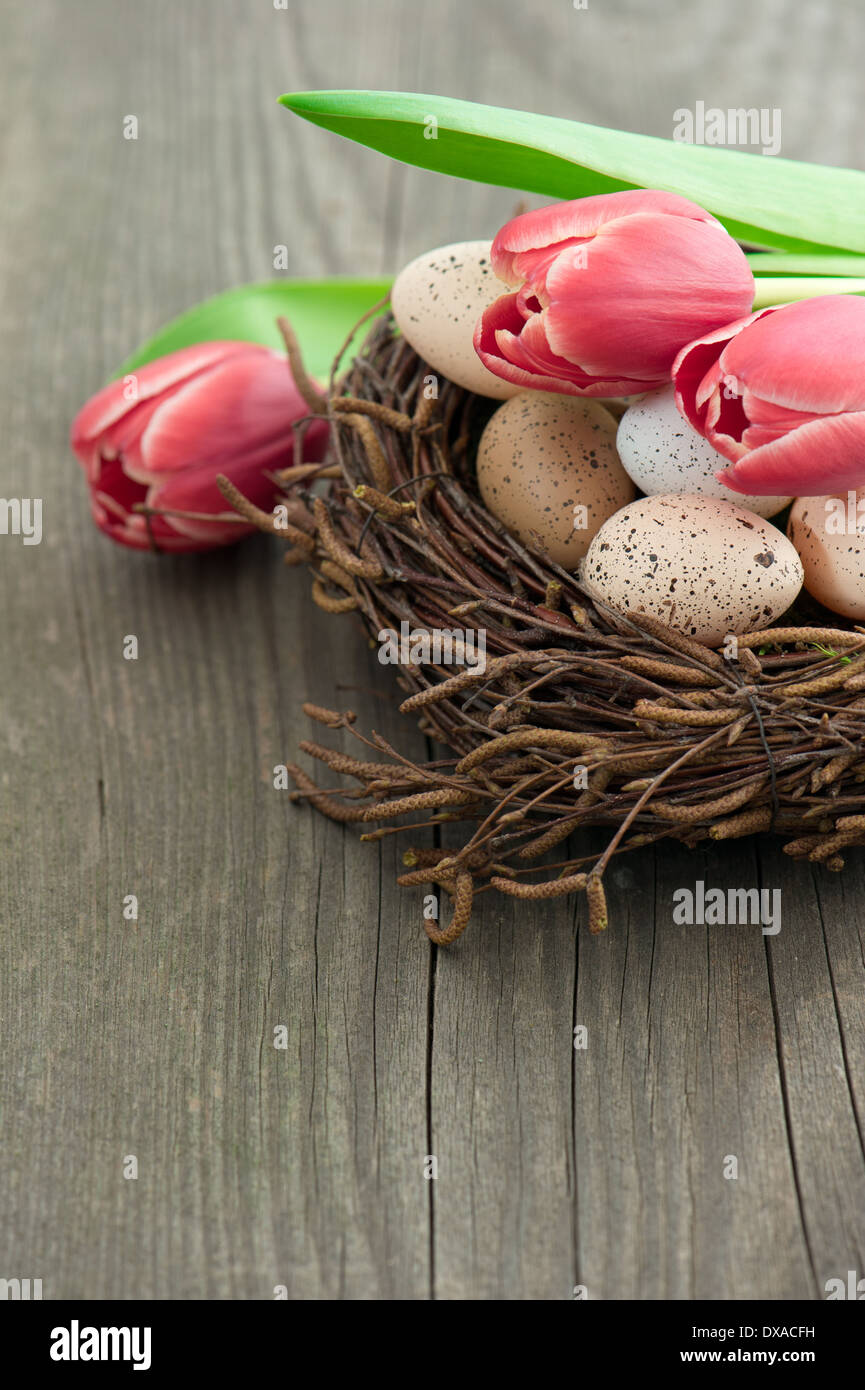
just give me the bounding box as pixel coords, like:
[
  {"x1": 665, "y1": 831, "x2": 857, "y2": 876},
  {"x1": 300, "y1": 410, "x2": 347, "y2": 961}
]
[{"x1": 236, "y1": 314, "x2": 865, "y2": 944}]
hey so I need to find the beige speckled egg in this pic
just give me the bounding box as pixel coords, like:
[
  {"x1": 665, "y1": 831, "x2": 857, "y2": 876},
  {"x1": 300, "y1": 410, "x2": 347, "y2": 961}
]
[
  {"x1": 581, "y1": 493, "x2": 803, "y2": 646},
  {"x1": 617, "y1": 386, "x2": 792, "y2": 518},
  {"x1": 391, "y1": 240, "x2": 519, "y2": 399},
  {"x1": 476, "y1": 391, "x2": 635, "y2": 567},
  {"x1": 788, "y1": 490, "x2": 865, "y2": 618}
]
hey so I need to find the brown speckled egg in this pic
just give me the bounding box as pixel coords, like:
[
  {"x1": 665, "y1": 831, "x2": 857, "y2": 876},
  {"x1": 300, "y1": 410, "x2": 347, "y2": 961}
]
[
  {"x1": 476, "y1": 392, "x2": 635, "y2": 567},
  {"x1": 788, "y1": 490, "x2": 865, "y2": 617},
  {"x1": 581, "y1": 494, "x2": 803, "y2": 646},
  {"x1": 391, "y1": 240, "x2": 518, "y2": 399}
]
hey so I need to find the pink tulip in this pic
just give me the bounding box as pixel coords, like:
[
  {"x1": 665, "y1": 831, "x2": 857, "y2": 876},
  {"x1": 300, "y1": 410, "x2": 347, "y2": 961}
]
[
  {"x1": 71, "y1": 341, "x2": 329, "y2": 551},
  {"x1": 473, "y1": 190, "x2": 755, "y2": 397},
  {"x1": 673, "y1": 296, "x2": 865, "y2": 497}
]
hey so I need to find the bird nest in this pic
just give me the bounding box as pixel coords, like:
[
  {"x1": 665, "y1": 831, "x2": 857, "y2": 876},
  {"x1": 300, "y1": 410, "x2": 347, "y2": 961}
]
[{"x1": 222, "y1": 309, "x2": 865, "y2": 945}]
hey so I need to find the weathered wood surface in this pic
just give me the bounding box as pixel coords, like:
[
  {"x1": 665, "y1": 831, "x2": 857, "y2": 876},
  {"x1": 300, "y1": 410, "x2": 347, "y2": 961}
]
[{"x1": 1, "y1": 0, "x2": 864, "y2": 1300}]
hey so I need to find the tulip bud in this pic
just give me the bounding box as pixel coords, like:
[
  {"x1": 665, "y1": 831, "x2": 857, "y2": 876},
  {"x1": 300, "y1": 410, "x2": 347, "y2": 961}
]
[
  {"x1": 70, "y1": 340, "x2": 329, "y2": 551},
  {"x1": 673, "y1": 295, "x2": 865, "y2": 497},
  {"x1": 473, "y1": 189, "x2": 755, "y2": 397}
]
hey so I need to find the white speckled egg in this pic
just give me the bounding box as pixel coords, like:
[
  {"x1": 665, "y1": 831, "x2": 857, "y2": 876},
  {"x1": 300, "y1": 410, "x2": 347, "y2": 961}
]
[
  {"x1": 391, "y1": 240, "x2": 519, "y2": 399},
  {"x1": 476, "y1": 392, "x2": 635, "y2": 567},
  {"x1": 617, "y1": 385, "x2": 792, "y2": 519},
  {"x1": 788, "y1": 490, "x2": 865, "y2": 618},
  {"x1": 581, "y1": 493, "x2": 803, "y2": 646}
]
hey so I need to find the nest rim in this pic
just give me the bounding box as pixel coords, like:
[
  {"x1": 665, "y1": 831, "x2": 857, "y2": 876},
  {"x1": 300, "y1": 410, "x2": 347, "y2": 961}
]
[{"x1": 236, "y1": 310, "x2": 865, "y2": 944}]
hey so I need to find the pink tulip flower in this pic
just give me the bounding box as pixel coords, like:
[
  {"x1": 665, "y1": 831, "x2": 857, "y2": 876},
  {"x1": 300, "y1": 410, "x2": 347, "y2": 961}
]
[
  {"x1": 71, "y1": 341, "x2": 328, "y2": 551},
  {"x1": 673, "y1": 295, "x2": 865, "y2": 498},
  {"x1": 473, "y1": 190, "x2": 755, "y2": 397}
]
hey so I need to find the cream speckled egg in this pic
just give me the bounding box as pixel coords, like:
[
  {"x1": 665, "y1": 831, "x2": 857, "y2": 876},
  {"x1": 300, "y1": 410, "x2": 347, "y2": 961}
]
[
  {"x1": 391, "y1": 240, "x2": 519, "y2": 399},
  {"x1": 617, "y1": 385, "x2": 791, "y2": 519},
  {"x1": 476, "y1": 392, "x2": 635, "y2": 567},
  {"x1": 581, "y1": 494, "x2": 803, "y2": 646},
  {"x1": 788, "y1": 490, "x2": 865, "y2": 618}
]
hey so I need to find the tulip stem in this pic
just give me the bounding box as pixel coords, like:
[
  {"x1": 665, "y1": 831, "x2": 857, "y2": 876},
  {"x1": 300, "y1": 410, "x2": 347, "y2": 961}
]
[{"x1": 752, "y1": 275, "x2": 865, "y2": 309}]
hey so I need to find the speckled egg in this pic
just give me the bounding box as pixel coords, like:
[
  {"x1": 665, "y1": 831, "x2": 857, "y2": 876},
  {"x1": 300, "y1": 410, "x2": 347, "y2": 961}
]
[
  {"x1": 788, "y1": 490, "x2": 865, "y2": 617},
  {"x1": 581, "y1": 494, "x2": 803, "y2": 646},
  {"x1": 476, "y1": 391, "x2": 635, "y2": 567},
  {"x1": 391, "y1": 240, "x2": 519, "y2": 399},
  {"x1": 617, "y1": 385, "x2": 792, "y2": 519}
]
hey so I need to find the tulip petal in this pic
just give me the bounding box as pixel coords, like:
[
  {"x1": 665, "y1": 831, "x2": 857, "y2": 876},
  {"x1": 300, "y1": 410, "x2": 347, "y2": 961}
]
[
  {"x1": 507, "y1": 310, "x2": 659, "y2": 393},
  {"x1": 543, "y1": 215, "x2": 754, "y2": 378},
  {"x1": 739, "y1": 396, "x2": 829, "y2": 452},
  {"x1": 719, "y1": 295, "x2": 865, "y2": 414},
  {"x1": 147, "y1": 418, "x2": 328, "y2": 541},
  {"x1": 135, "y1": 349, "x2": 319, "y2": 480},
  {"x1": 497, "y1": 307, "x2": 597, "y2": 385},
  {"x1": 146, "y1": 466, "x2": 257, "y2": 543},
  {"x1": 509, "y1": 240, "x2": 585, "y2": 300},
  {"x1": 717, "y1": 411, "x2": 865, "y2": 496},
  {"x1": 474, "y1": 294, "x2": 662, "y2": 396},
  {"x1": 70, "y1": 341, "x2": 260, "y2": 448},
  {"x1": 90, "y1": 395, "x2": 170, "y2": 480},
  {"x1": 672, "y1": 309, "x2": 775, "y2": 432},
  {"x1": 490, "y1": 189, "x2": 718, "y2": 283},
  {"x1": 90, "y1": 487, "x2": 217, "y2": 552}
]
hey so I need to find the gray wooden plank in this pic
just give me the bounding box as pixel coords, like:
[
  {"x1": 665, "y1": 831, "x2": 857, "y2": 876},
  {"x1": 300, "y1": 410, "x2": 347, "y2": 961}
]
[
  {"x1": 0, "y1": 0, "x2": 434, "y2": 1300},
  {"x1": 429, "y1": 875, "x2": 581, "y2": 1301},
  {"x1": 2, "y1": 0, "x2": 865, "y2": 1304},
  {"x1": 577, "y1": 840, "x2": 817, "y2": 1301},
  {"x1": 763, "y1": 841, "x2": 865, "y2": 1293}
]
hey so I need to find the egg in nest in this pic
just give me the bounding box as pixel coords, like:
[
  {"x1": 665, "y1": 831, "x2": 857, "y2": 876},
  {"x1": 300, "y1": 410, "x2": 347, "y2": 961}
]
[
  {"x1": 476, "y1": 391, "x2": 636, "y2": 568},
  {"x1": 788, "y1": 490, "x2": 865, "y2": 618},
  {"x1": 581, "y1": 493, "x2": 803, "y2": 646},
  {"x1": 617, "y1": 385, "x2": 791, "y2": 519},
  {"x1": 391, "y1": 239, "x2": 519, "y2": 400}
]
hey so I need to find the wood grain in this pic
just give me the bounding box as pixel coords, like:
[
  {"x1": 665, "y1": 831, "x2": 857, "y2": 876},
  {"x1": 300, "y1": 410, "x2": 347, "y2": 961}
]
[{"x1": 1, "y1": 0, "x2": 864, "y2": 1301}]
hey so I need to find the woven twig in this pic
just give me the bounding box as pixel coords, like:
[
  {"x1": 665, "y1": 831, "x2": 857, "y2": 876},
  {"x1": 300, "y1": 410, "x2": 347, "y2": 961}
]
[{"x1": 221, "y1": 313, "x2": 865, "y2": 945}]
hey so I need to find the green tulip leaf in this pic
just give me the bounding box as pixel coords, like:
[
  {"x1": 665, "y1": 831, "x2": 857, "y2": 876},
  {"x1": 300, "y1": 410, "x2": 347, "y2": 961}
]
[
  {"x1": 115, "y1": 277, "x2": 392, "y2": 382},
  {"x1": 747, "y1": 253, "x2": 865, "y2": 277},
  {"x1": 280, "y1": 90, "x2": 865, "y2": 256}
]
